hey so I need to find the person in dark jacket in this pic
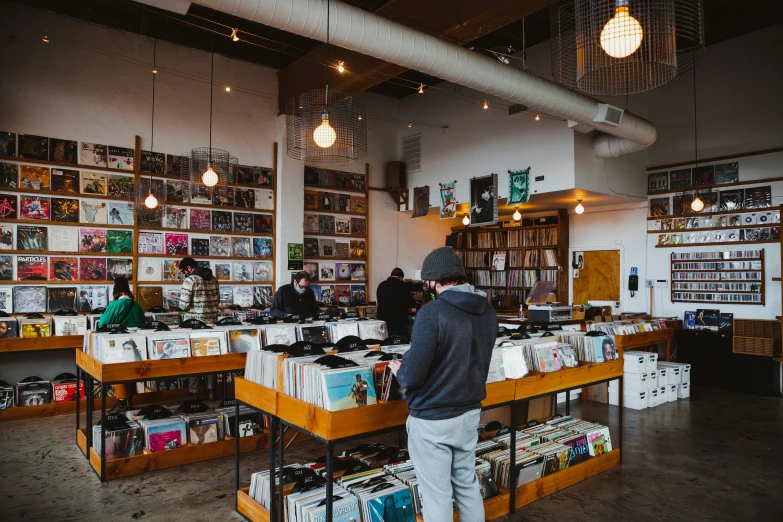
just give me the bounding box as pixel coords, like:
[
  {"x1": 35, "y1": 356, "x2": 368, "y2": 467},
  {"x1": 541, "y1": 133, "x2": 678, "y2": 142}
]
[
  {"x1": 376, "y1": 268, "x2": 414, "y2": 338},
  {"x1": 270, "y1": 271, "x2": 319, "y2": 319},
  {"x1": 389, "y1": 247, "x2": 497, "y2": 522}
]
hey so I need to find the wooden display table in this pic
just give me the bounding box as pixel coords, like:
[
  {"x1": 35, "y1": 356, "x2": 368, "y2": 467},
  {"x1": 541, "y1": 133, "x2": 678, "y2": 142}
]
[
  {"x1": 0, "y1": 335, "x2": 84, "y2": 353},
  {"x1": 234, "y1": 360, "x2": 623, "y2": 522}
]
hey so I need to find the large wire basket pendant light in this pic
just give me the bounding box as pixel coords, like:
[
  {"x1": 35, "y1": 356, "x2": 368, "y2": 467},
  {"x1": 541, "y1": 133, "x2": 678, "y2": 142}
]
[
  {"x1": 550, "y1": 0, "x2": 705, "y2": 96},
  {"x1": 286, "y1": 0, "x2": 367, "y2": 166},
  {"x1": 188, "y1": 52, "x2": 232, "y2": 188}
]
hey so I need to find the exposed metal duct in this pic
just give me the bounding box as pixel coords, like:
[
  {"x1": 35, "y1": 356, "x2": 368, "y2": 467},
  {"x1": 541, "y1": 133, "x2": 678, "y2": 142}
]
[{"x1": 168, "y1": 0, "x2": 658, "y2": 158}]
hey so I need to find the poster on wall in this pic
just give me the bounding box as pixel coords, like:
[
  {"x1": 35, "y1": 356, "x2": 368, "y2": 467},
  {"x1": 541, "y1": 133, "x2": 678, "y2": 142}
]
[
  {"x1": 288, "y1": 243, "x2": 303, "y2": 271},
  {"x1": 439, "y1": 182, "x2": 456, "y2": 219},
  {"x1": 508, "y1": 168, "x2": 530, "y2": 205},
  {"x1": 469, "y1": 174, "x2": 498, "y2": 227},
  {"x1": 573, "y1": 251, "x2": 584, "y2": 269},
  {"x1": 412, "y1": 186, "x2": 429, "y2": 218}
]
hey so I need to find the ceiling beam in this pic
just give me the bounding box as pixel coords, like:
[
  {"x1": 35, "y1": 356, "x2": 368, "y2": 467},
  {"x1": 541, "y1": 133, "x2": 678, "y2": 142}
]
[{"x1": 277, "y1": 0, "x2": 550, "y2": 112}]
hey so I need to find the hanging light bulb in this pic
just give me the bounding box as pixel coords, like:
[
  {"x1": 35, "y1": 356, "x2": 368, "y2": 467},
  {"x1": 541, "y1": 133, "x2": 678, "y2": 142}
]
[
  {"x1": 152, "y1": 67, "x2": 158, "y2": 74},
  {"x1": 42, "y1": 34, "x2": 49, "y2": 43},
  {"x1": 337, "y1": 61, "x2": 345, "y2": 73},
  {"x1": 144, "y1": 191, "x2": 158, "y2": 209},
  {"x1": 600, "y1": 2, "x2": 644, "y2": 59},
  {"x1": 535, "y1": 114, "x2": 541, "y2": 121},
  {"x1": 575, "y1": 200, "x2": 585, "y2": 214},
  {"x1": 691, "y1": 195, "x2": 704, "y2": 212},
  {"x1": 231, "y1": 28, "x2": 239, "y2": 42},
  {"x1": 313, "y1": 114, "x2": 337, "y2": 148},
  {"x1": 483, "y1": 100, "x2": 489, "y2": 110},
  {"x1": 513, "y1": 208, "x2": 521, "y2": 221},
  {"x1": 202, "y1": 165, "x2": 218, "y2": 187},
  {"x1": 418, "y1": 84, "x2": 424, "y2": 94},
  {"x1": 225, "y1": 85, "x2": 231, "y2": 92},
  {"x1": 462, "y1": 214, "x2": 470, "y2": 226},
  {"x1": 357, "y1": 114, "x2": 362, "y2": 120},
  {"x1": 408, "y1": 122, "x2": 413, "y2": 128}
]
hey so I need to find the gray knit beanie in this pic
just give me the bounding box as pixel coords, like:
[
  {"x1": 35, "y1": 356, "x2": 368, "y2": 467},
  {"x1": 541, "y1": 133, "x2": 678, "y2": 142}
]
[{"x1": 421, "y1": 247, "x2": 467, "y2": 281}]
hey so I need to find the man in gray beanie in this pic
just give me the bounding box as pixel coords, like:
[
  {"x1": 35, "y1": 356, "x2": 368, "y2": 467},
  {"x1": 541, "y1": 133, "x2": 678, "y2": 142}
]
[{"x1": 389, "y1": 246, "x2": 497, "y2": 522}]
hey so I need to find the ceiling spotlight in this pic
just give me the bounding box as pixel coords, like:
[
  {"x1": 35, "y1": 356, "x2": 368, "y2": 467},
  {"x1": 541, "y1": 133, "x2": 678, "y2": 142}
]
[
  {"x1": 575, "y1": 199, "x2": 585, "y2": 215},
  {"x1": 225, "y1": 85, "x2": 231, "y2": 92},
  {"x1": 691, "y1": 196, "x2": 704, "y2": 212},
  {"x1": 152, "y1": 67, "x2": 158, "y2": 74},
  {"x1": 231, "y1": 28, "x2": 240, "y2": 42},
  {"x1": 462, "y1": 214, "x2": 470, "y2": 226},
  {"x1": 42, "y1": 34, "x2": 49, "y2": 43},
  {"x1": 418, "y1": 84, "x2": 424, "y2": 94},
  {"x1": 408, "y1": 122, "x2": 413, "y2": 128},
  {"x1": 513, "y1": 208, "x2": 521, "y2": 221},
  {"x1": 535, "y1": 114, "x2": 541, "y2": 121},
  {"x1": 483, "y1": 100, "x2": 489, "y2": 110},
  {"x1": 337, "y1": 61, "x2": 345, "y2": 73}
]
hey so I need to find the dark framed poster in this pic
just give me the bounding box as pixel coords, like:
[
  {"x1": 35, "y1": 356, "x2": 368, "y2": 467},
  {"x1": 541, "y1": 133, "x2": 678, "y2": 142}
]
[{"x1": 469, "y1": 174, "x2": 498, "y2": 227}]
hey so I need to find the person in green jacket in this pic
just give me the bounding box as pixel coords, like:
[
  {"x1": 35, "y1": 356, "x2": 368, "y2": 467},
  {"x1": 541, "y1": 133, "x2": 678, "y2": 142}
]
[{"x1": 98, "y1": 277, "x2": 145, "y2": 411}]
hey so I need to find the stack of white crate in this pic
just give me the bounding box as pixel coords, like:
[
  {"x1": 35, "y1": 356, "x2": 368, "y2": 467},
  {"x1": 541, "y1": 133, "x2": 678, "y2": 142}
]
[{"x1": 609, "y1": 351, "x2": 691, "y2": 409}]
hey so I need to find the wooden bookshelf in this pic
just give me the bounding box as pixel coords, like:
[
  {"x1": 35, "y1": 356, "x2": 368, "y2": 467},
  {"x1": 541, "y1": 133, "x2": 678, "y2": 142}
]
[{"x1": 669, "y1": 249, "x2": 765, "y2": 306}]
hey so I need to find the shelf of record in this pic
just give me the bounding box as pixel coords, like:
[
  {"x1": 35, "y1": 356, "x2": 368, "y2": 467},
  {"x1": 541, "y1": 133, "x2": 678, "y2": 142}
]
[
  {"x1": 668, "y1": 249, "x2": 765, "y2": 305},
  {"x1": 304, "y1": 165, "x2": 369, "y2": 195},
  {"x1": 646, "y1": 158, "x2": 783, "y2": 196}
]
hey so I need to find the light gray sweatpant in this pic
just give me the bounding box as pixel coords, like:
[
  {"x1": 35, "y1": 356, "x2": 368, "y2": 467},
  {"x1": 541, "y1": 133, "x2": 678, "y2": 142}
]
[{"x1": 406, "y1": 409, "x2": 484, "y2": 522}]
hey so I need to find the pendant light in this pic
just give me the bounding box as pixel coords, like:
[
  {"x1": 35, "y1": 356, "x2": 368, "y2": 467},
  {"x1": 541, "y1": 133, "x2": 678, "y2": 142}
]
[
  {"x1": 513, "y1": 208, "x2": 522, "y2": 221},
  {"x1": 136, "y1": 39, "x2": 161, "y2": 211},
  {"x1": 202, "y1": 53, "x2": 218, "y2": 187},
  {"x1": 550, "y1": 0, "x2": 705, "y2": 96},
  {"x1": 691, "y1": 59, "x2": 704, "y2": 213},
  {"x1": 286, "y1": 0, "x2": 367, "y2": 166},
  {"x1": 575, "y1": 200, "x2": 585, "y2": 214},
  {"x1": 462, "y1": 214, "x2": 470, "y2": 226}
]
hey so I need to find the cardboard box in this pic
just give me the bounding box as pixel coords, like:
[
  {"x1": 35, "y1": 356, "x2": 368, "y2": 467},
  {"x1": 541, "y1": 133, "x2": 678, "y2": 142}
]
[
  {"x1": 624, "y1": 372, "x2": 649, "y2": 393},
  {"x1": 647, "y1": 387, "x2": 659, "y2": 407},
  {"x1": 657, "y1": 367, "x2": 668, "y2": 384},
  {"x1": 659, "y1": 362, "x2": 691, "y2": 383},
  {"x1": 626, "y1": 391, "x2": 648, "y2": 410},
  {"x1": 623, "y1": 352, "x2": 647, "y2": 374},
  {"x1": 659, "y1": 386, "x2": 667, "y2": 405},
  {"x1": 647, "y1": 370, "x2": 658, "y2": 392},
  {"x1": 667, "y1": 384, "x2": 678, "y2": 402},
  {"x1": 658, "y1": 364, "x2": 681, "y2": 385},
  {"x1": 678, "y1": 382, "x2": 691, "y2": 399},
  {"x1": 581, "y1": 383, "x2": 608, "y2": 404}
]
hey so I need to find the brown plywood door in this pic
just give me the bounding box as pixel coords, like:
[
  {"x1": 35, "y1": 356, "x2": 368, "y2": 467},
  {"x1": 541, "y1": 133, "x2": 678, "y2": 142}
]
[{"x1": 572, "y1": 250, "x2": 620, "y2": 304}]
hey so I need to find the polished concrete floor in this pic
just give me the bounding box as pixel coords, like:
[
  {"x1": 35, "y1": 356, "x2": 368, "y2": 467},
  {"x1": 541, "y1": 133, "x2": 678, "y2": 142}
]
[{"x1": 0, "y1": 386, "x2": 781, "y2": 521}]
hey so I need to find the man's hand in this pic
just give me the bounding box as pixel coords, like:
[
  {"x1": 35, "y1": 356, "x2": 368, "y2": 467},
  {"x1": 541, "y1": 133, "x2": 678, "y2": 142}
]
[{"x1": 388, "y1": 359, "x2": 402, "y2": 376}]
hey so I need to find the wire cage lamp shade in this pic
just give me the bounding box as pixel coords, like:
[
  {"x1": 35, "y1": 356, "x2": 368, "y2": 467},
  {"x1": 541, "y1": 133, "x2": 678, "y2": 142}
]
[
  {"x1": 550, "y1": 0, "x2": 705, "y2": 96},
  {"x1": 286, "y1": 88, "x2": 368, "y2": 167},
  {"x1": 186, "y1": 147, "x2": 233, "y2": 187}
]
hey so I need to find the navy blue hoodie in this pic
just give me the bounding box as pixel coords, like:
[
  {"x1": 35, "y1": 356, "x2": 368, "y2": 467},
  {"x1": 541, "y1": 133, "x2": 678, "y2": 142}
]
[{"x1": 397, "y1": 285, "x2": 498, "y2": 420}]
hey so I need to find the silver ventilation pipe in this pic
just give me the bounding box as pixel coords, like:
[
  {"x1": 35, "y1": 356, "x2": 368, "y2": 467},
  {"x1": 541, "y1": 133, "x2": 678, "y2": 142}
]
[{"x1": 168, "y1": 0, "x2": 657, "y2": 158}]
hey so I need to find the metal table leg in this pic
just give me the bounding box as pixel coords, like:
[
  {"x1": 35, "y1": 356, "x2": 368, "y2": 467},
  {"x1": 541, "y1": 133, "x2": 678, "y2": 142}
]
[
  {"x1": 86, "y1": 375, "x2": 93, "y2": 455},
  {"x1": 76, "y1": 366, "x2": 81, "y2": 445},
  {"x1": 618, "y1": 376, "x2": 624, "y2": 465},
  {"x1": 278, "y1": 421, "x2": 285, "y2": 522},
  {"x1": 566, "y1": 390, "x2": 571, "y2": 415},
  {"x1": 509, "y1": 401, "x2": 517, "y2": 512},
  {"x1": 269, "y1": 417, "x2": 278, "y2": 522},
  {"x1": 100, "y1": 382, "x2": 106, "y2": 482},
  {"x1": 326, "y1": 440, "x2": 334, "y2": 522},
  {"x1": 235, "y1": 399, "x2": 240, "y2": 496}
]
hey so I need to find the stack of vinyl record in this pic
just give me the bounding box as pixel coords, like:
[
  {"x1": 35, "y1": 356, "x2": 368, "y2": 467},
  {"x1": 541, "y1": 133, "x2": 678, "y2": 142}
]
[
  {"x1": 259, "y1": 323, "x2": 297, "y2": 346},
  {"x1": 245, "y1": 350, "x2": 284, "y2": 389},
  {"x1": 138, "y1": 416, "x2": 187, "y2": 453},
  {"x1": 215, "y1": 404, "x2": 264, "y2": 438},
  {"x1": 92, "y1": 416, "x2": 142, "y2": 460},
  {"x1": 179, "y1": 410, "x2": 224, "y2": 445}
]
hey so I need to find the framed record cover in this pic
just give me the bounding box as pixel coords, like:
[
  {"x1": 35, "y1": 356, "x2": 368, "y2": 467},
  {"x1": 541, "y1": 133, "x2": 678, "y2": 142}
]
[
  {"x1": 647, "y1": 172, "x2": 668, "y2": 192},
  {"x1": 20, "y1": 196, "x2": 50, "y2": 220},
  {"x1": 719, "y1": 189, "x2": 744, "y2": 211},
  {"x1": 17, "y1": 133, "x2": 48, "y2": 160},
  {"x1": 234, "y1": 188, "x2": 255, "y2": 208},
  {"x1": 253, "y1": 214, "x2": 273, "y2": 234},
  {"x1": 0, "y1": 162, "x2": 17, "y2": 188},
  {"x1": 350, "y1": 173, "x2": 366, "y2": 192},
  {"x1": 140, "y1": 150, "x2": 165, "y2": 174},
  {"x1": 692, "y1": 165, "x2": 714, "y2": 188},
  {"x1": 0, "y1": 194, "x2": 17, "y2": 219},
  {"x1": 80, "y1": 143, "x2": 108, "y2": 167},
  {"x1": 50, "y1": 257, "x2": 77, "y2": 280},
  {"x1": 335, "y1": 171, "x2": 350, "y2": 189},
  {"x1": 49, "y1": 138, "x2": 78, "y2": 164},
  {"x1": 0, "y1": 131, "x2": 16, "y2": 157},
  {"x1": 51, "y1": 168, "x2": 80, "y2": 193},
  {"x1": 714, "y1": 162, "x2": 739, "y2": 184},
  {"x1": 649, "y1": 197, "x2": 670, "y2": 217},
  {"x1": 744, "y1": 186, "x2": 772, "y2": 209},
  {"x1": 20, "y1": 165, "x2": 50, "y2": 190},
  {"x1": 107, "y1": 146, "x2": 134, "y2": 170},
  {"x1": 470, "y1": 174, "x2": 498, "y2": 227},
  {"x1": 669, "y1": 169, "x2": 692, "y2": 191},
  {"x1": 79, "y1": 258, "x2": 107, "y2": 281},
  {"x1": 108, "y1": 175, "x2": 134, "y2": 199},
  {"x1": 17, "y1": 225, "x2": 47, "y2": 250},
  {"x1": 253, "y1": 238, "x2": 273, "y2": 258},
  {"x1": 412, "y1": 186, "x2": 429, "y2": 218},
  {"x1": 51, "y1": 198, "x2": 79, "y2": 223}
]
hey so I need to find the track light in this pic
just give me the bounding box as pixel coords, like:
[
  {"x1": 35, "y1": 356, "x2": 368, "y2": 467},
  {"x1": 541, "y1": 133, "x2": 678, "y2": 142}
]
[
  {"x1": 535, "y1": 114, "x2": 541, "y2": 121},
  {"x1": 462, "y1": 214, "x2": 470, "y2": 226},
  {"x1": 225, "y1": 85, "x2": 231, "y2": 92},
  {"x1": 513, "y1": 208, "x2": 521, "y2": 221},
  {"x1": 575, "y1": 199, "x2": 585, "y2": 214},
  {"x1": 483, "y1": 100, "x2": 489, "y2": 110},
  {"x1": 691, "y1": 196, "x2": 704, "y2": 212},
  {"x1": 408, "y1": 122, "x2": 413, "y2": 128},
  {"x1": 231, "y1": 28, "x2": 239, "y2": 42},
  {"x1": 337, "y1": 61, "x2": 345, "y2": 73},
  {"x1": 42, "y1": 34, "x2": 49, "y2": 43},
  {"x1": 418, "y1": 84, "x2": 424, "y2": 94}
]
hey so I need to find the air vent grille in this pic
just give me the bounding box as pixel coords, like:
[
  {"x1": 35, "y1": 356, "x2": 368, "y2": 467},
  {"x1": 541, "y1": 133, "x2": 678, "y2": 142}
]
[{"x1": 402, "y1": 133, "x2": 422, "y2": 173}]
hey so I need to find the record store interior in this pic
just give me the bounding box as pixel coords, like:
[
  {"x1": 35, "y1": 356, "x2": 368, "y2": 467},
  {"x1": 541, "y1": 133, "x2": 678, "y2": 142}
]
[{"x1": 1, "y1": 1, "x2": 782, "y2": 521}]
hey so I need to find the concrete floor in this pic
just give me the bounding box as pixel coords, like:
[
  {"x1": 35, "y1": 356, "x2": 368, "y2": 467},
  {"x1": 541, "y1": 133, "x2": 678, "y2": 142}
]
[{"x1": 0, "y1": 386, "x2": 781, "y2": 521}]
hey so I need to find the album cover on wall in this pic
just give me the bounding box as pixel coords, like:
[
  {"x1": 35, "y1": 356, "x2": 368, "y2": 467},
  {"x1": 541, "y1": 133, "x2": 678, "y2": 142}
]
[
  {"x1": 319, "y1": 215, "x2": 335, "y2": 234},
  {"x1": 470, "y1": 174, "x2": 498, "y2": 227},
  {"x1": 319, "y1": 170, "x2": 334, "y2": 187},
  {"x1": 254, "y1": 167, "x2": 274, "y2": 187},
  {"x1": 335, "y1": 193, "x2": 350, "y2": 212},
  {"x1": 336, "y1": 285, "x2": 351, "y2": 304},
  {"x1": 189, "y1": 208, "x2": 210, "y2": 230},
  {"x1": 164, "y1": 206, "x2": 188, "y2": 229},
  {"x1": 304, "y1": 166, "x2": 320, "y2": 186},
  {"x1": 20, "y1": 165, "x2": 50, "y2": 190},
  {"x1": 319, "y1": 239, "x2": 335, "y2": 257},
  {"x1": 320, "y1": 285, "x2": 336, "y2": 304},
  {"x1": 79, "y1": 258, "x2": 107, "y2": 281},
  {"x1": 0, "y1": 162, "x2": 17, "y2": 188},
  {"x1": 351, "y1": 218, "x2": 366, "y2": 236},
  {"x1": 50, "y1": 257, "x2": 77, "y2": 280},
  {"x1": 649, "y1": 197, "x2": 670, "y2": 217},
  {"x1": 250, "y1": 188, "x2": 272, "y2": 211},
  {"x1": 17, "y1": 225, "x2": 47, "y2": 250},
  {"x1": 350, "y1": 173, "x2": 366, "y2": 192},
  {"x1": 0, "y1": 194, "x2": 17, "y2": 219},
  {"x1": 80, "y1": 142, "x2": 108, "y2": 167},
  {"x1": 647, "y1": 173, "x2": 668, "y2": 192},
  {"x1": 137, "y1": 258, "x2": 161, "y2": 281},
  {"x1": 13, "y1": 286, "x2": 47, "y2": 313},
  {"x1": 108, "y1": 202, "x2": 133, "y2": 226},
  {"x1": 302, "y1": 262, "x2": 318, "y2": 280},
  {"x1": 233, "y1": 286, "x2": 253, "y2": 307},
  {"x1": 669, "y1": 169, "x2": 692, "y2": 191},
  {"x1": 107, "y1": 259, "x2": 133, "y2": 281},
  {"x1": 140, "y1": 150, "x2": 164, "y2": 174},
  {"x1": 253, "y1": 238, "x2": 272, "y2": 258},
  {"x1": 0, "y1": 131, "x2": 16, "y2": 157},
  {"x1": 253, "y1": 214, "x2": 273, "y2": 234},
  {"x1": 17, "y1": 256, "x2": 48, "y2": 280},
  {"x1": 0, "y1": 286, "x2": 13, "y2": 314},
  {"x1": 334, "y1": 171, "x2": 349, "y2": 189},
  {"x1": 253, "y1": 261, "x2": 273, "y2": 282},
  {"x1": 49, "y1": 138, "x2": 78, "y2": 164},
  {"x1": 213, "y1": 263, "x2": 230, "y2": 281},
  {"x1": 319, "y1": 263, "x2": 335, "y2": 281},
  {"x1": 190, "y1": 182, "x2": 211, "y2": 204},
  {"x1": 80, "y1": 228, "x2": 107, "y2": 253},
  {"x1": 49, "y1": 227, "x2": 77, "y2": 252},
  {"x1": 334, "y1": 217, "x2": 350, "y2": 235},
  {"x1": 164, "y1": 180, "x2": 189, "y2": 203},
  {"x1": 0, "y1": 225, "x2": 11, "y2": 250},
  {"x1": 349, "y1": 195, "x2": 367, "y2": 214},
  {"x1": 165, "y1": 233, "x2": 189, "y2": 255},
  {"x1": 191, "y1": 238, "x2": 210, "y2": 256},
  {"x1": 108, "y1": 175, "x2": 134, "y2": 199},
  {"x1": 335, "y1": 242, "x2": 349, "y2": 257},
  {"x1": 50, "y1": 198, "x2": 79, "y2": 223},
  {"x1": 79, "y1": 285, "x2": 109, "y2": 311},
  {"x1": 699, "y1": 190, "x2": 719, "y2": 213},
  {"x1": 304, "y1": 190, "x2": 318, "y2": 210},
  {"x1": 20, "y1": 196, "x2": 50, "y2": 220},
  {"x1": 0, "y1": 256, "x2": 12, "y2": 280},
  {"x1": 210, "y1": 236, "x2": 230, "y2": 257},
  {"x1": 212, "y1": 211, "x2": 232, "y2": 232},
  {"x1": 317, "y1": 191, "x2": 333, "y2": 211},
  {"x1": 719, "y1": 189, "x2": 745, "y2": 211},
  {"x1": 744, "y1": 186, "x2": 772, "y2": 209},
  {"x1": 219, "y1": 286, "x2": 234, "y2": 308},
  {"x1": 108, "y1": 146, "x2": 134, "y2": 170},
  {"x1": 166, "y1": 154, "x2": 182, "y2": 176},
  {"x1": 350, "y1": 240, "x2": 366, "y2": 258},
  {"x1": 350, "y1": 263, "x2": 366, "y2": 280},
  {"x1": 137, "y1": 207, "x2": 163, "y2": 227},
  {"x1": 138, "y1": 232, "x2": 163, "y2": 254},
  {"x1": 230, "y1": 262, "x2": 250, "y2": 282},
  {"x1": 233, "y1": 212, "x2": 253, "y2": 233},
  {"x1": 692, "y1": 165, "x2": 714, "y2": 187},
  {"x1": 18, "y1": 134, "x2": 48, "y2": 160},
  {"x1": 234, "y1": 188, "x2": 255, "y2": 208},
  {"x1": 304, "y1": 238, "x2": 319, "y2": 257},
  {"x1": 714, "y1": 162, "x2": 739, "y2": 184},
  {"x1": 213, "y1": 186, "x2": 234, "y2": 207},
  {"x1": 80, "y1": 201, "x2": 107, "y2": 224},
  {"x1": 671, "y1": 194, "x2": 694, "y2": 215},
  {"x1": 81, "y1": 172, "x2": 108, "y2": 195},
  {"x1": 304, "y1": 215, "x2": 319, "y2": 233},
  {"x1": 51, "y1": 168, "x2": 79, "y2": 193},
  {"x1": 163, "y1": 287, "x2": 182, "y2": 309},
  {"x1": 163, "y1": 260, "x2": 182, "y2": 281},
  {"x1": 47, "y1": 287, "x2": 78, "y2": 312},
  {"x1": 350, "y1": 285, "x2": 366, "y2": 304}
]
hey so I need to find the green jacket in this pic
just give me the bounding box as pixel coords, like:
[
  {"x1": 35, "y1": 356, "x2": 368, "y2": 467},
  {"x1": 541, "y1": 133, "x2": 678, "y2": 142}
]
[{"x1": 97, "y1": 297, "x2": 146, "y2": 329}]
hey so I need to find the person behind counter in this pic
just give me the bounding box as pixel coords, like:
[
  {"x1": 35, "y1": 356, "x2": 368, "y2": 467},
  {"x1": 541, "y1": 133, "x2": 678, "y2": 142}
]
[
  {"x1": 270, "y1": 271, "x2": 319, "y2": 319},
  {"x1": 376, "y1": 267, "x2": 415, "y2": 338}
]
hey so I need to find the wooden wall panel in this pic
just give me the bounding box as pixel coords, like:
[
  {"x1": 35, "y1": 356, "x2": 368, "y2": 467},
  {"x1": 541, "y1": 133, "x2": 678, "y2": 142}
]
[{"x1": 573, "y1": 250, "x2": 620, "y2": 303}]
